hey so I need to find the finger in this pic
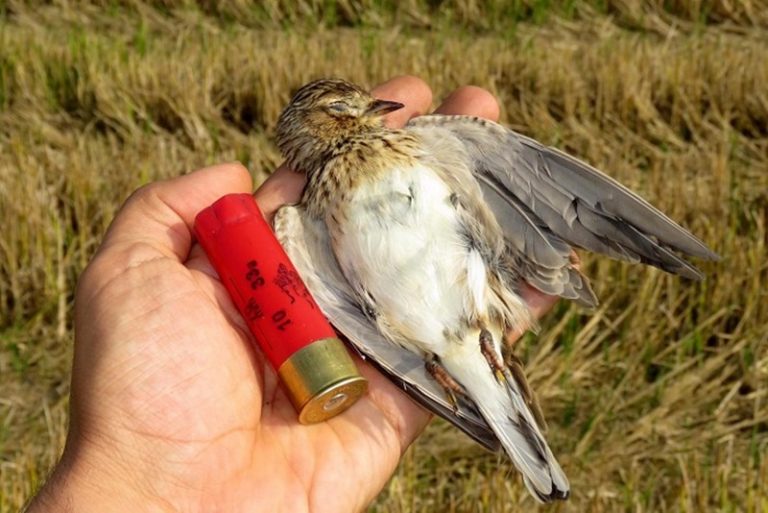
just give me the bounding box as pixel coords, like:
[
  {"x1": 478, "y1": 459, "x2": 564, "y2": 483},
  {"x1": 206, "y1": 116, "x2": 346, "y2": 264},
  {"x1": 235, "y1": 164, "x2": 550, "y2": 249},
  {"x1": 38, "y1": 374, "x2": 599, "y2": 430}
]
[
  {"x1": 254, "y1": 75, "x2": 433, "y2": 218},
  {"x1": 505, "y1": 284, "x2": 560, "y2": 345},
  {"x1": 434, "y1": 85, "x2": 501, "y2": 121},
  {"x1": 520, "y1": 284, "x2": 560, "y2": 319},
  {"x1": 100, "y1": 162, "x2": 253, "y2": 261},
  {"x1": 250, "y1": 163, "x2": 304, "y2": 221},
  {"x1": 372, "y1": 75, "x2": 433, "y2": 128}
]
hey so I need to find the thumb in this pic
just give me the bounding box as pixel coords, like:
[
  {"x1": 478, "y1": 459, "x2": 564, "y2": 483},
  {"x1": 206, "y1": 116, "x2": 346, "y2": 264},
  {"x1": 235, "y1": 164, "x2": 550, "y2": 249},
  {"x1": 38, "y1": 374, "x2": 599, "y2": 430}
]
[{"x1": 99, "y1": 162, "x2": 253, "y2": 262}]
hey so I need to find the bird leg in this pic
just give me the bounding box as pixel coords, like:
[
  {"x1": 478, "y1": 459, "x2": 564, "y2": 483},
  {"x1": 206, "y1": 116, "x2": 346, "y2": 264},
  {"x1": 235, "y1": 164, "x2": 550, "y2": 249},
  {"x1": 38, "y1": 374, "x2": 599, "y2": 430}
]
[
  {"x1": 479, "y1": 328, "x2": 506, "y2": 384},
  {"x1": 486, "y1": 329, "x2": 549, "y2": 430},
  {"x1": 425, "y1": 355, "x2": 464, "y2": 412}
]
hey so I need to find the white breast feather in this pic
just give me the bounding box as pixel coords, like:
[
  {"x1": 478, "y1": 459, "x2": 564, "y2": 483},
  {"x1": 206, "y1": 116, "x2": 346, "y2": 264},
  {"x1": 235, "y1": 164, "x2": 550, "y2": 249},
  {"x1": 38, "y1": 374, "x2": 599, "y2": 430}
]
[{"x1": 333, "y1": 164, "x2": 488, "y2": 353}]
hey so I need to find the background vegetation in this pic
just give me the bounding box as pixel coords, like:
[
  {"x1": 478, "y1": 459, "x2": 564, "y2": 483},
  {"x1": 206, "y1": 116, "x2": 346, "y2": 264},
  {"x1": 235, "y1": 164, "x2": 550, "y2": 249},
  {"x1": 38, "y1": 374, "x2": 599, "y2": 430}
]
[{"x1": 1, "y1": 0, "x2": 767, "y2": 511}]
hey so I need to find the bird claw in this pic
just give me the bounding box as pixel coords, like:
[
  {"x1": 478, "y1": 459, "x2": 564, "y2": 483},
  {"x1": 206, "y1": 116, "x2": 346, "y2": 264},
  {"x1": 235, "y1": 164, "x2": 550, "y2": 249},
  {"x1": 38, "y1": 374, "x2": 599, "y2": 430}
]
[
  {"x1": 425, "y1": 355, "x2": 464, "y2": 413},
  {"x1": 479, "y1": 328, "x2": 506, "y2": 384},
  {"x1": 446, "y1": 389, "x2": 460, "y2": 413}
]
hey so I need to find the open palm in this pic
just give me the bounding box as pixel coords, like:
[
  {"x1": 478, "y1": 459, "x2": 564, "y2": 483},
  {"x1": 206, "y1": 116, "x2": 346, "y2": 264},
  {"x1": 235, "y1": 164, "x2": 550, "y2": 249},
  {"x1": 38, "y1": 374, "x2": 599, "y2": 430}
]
[{"x1": 29, "y1": 77, "x2": 558, "y2": 513}]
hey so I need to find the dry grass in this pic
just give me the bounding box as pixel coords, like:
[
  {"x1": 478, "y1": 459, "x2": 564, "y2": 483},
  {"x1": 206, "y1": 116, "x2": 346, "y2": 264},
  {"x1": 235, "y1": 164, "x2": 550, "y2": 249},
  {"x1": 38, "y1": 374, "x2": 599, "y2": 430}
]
[{"x1": 1, "y1": 1, "x2": 767, "y2": 512}]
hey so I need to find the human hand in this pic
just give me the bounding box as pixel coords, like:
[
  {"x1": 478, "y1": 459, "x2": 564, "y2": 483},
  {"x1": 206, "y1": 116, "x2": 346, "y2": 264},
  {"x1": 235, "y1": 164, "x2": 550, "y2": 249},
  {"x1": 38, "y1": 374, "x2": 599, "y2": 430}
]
[{"x1": 27, "y1": 76, "x2": 559, "y2": 513}]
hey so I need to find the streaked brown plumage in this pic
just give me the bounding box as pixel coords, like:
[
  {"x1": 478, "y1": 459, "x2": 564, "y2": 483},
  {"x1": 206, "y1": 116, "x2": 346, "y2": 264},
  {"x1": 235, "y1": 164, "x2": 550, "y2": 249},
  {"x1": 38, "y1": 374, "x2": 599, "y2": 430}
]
[
  {"x1": 276, "y1": 79, "x2": 421, "y2": 218},
  {"x1": 273, "y1": 78, "x2": 718, "y2": 502}
]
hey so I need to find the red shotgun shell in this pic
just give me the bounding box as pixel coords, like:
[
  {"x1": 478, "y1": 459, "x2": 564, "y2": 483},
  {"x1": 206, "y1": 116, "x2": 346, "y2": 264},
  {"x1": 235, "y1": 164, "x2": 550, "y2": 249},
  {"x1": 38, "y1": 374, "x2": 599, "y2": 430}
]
[{"x1": 194, "y1": 193, "x2": 367, "y2": 423}]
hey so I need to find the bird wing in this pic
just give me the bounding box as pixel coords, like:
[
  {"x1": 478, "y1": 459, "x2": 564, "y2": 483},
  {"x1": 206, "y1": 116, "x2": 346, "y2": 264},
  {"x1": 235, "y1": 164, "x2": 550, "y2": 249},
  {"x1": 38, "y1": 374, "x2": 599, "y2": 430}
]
[
  {"x1": 406, "y1": 115, "x2": 718, "y2": 282},
  {"x1": 273, "y1": 204, "x2": 501, "y2": 452}
]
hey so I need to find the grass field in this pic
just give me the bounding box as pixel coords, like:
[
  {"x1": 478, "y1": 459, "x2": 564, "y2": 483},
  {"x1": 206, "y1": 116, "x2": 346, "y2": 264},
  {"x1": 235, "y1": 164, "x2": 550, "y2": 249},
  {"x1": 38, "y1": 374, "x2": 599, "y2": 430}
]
[{"x1": 1, "y1": 1, "x2": 767, "y2": 511}]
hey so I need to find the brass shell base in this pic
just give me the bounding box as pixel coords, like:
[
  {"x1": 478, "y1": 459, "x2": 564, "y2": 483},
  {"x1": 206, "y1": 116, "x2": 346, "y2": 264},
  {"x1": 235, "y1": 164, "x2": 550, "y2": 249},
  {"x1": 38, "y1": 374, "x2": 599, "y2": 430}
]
[{"x1": 278, "y1": 338, "x2": 368, "y2": 424}]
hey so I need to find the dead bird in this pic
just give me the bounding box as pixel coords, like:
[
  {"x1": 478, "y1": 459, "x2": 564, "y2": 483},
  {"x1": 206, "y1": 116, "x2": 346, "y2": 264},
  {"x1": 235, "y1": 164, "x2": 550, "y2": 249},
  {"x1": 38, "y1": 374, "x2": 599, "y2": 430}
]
[{"x1": 272, "y1": 78, "x2": 718, "y2": 502}]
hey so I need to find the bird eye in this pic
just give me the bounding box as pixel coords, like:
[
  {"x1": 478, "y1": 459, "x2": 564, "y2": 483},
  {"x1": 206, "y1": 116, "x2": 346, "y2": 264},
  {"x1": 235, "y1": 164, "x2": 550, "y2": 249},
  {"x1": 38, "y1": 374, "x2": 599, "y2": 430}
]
[{"x1": 327, "y1": 101, "x2": 350, "y2": 113}]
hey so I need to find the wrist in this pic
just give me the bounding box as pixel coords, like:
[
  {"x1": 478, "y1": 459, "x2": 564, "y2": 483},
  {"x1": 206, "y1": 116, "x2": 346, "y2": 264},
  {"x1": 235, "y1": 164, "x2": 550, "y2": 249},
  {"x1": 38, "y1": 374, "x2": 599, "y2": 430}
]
[{"x1": 26, "y1": 438, "x2": 171, "y2": 513}]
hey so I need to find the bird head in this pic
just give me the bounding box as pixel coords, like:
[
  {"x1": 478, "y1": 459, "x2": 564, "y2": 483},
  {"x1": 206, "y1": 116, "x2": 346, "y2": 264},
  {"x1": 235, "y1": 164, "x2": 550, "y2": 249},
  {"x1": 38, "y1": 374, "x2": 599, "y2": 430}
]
[{"x1": 275, "y1": 78, "x2": 404, "y2": 173}]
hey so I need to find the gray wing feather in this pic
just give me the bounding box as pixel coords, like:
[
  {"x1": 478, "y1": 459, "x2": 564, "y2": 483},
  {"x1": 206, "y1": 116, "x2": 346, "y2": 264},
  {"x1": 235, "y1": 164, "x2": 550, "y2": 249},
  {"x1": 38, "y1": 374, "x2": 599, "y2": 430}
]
[
  {"x1": 407, "y1": 115, "x2": 718, "y2": 282},
  {"x1": 479, "y1": 171, "x2": 571, "y2": 270},
  {"x1": 273, "y1": 205, "x2": 501, "y2": 452}
]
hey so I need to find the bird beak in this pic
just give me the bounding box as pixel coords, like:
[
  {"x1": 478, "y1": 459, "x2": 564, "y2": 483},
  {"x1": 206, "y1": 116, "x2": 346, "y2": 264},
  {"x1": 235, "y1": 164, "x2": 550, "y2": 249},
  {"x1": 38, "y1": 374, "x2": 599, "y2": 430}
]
[{"x1": 365, "y1": 99, "x2": 405, "y2": 116}]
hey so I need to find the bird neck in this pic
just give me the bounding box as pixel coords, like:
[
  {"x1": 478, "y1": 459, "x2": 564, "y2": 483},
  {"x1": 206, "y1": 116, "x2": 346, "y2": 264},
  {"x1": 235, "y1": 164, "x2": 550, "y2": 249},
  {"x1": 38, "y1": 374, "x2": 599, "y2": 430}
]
[
  {"x1": 299, "y1": 129, "x2": 420, "y2": 217},
  {"x1": 282, "y1": 125, "x2": 376, "y2": 173}
]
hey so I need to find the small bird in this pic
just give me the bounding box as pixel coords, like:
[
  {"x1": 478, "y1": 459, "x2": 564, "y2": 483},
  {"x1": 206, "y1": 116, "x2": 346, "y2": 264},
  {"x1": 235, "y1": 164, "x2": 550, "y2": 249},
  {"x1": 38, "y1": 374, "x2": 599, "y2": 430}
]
[{"x1": 272, "y1": 78, "x2": 718, "y2": 502}]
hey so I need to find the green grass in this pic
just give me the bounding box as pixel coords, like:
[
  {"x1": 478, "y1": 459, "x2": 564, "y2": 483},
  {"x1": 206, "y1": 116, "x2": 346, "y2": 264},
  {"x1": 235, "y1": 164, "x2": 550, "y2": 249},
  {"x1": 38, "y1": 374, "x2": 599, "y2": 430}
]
[{"x1": 1, "y1": 1, "x2": 767, "y2": 512}]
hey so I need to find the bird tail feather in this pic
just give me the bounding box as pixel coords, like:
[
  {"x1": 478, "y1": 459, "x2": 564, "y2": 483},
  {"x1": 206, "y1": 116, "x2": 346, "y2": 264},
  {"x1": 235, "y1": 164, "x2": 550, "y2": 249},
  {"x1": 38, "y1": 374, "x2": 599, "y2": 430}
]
[{"x1": 441, "y1": 330, "x2": 569, "y2": 503}]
